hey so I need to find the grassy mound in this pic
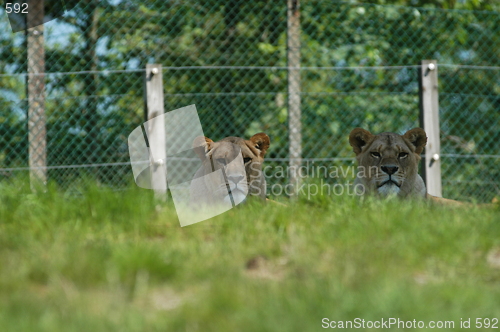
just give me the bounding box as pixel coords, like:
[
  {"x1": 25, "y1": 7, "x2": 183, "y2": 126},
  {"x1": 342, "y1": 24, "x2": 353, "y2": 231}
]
[{"x1": 0, "y1": 180, "x2": 499, "y2": 331}]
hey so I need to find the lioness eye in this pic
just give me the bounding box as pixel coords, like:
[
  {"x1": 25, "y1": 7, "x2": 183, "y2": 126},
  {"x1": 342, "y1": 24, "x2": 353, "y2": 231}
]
[
  {"x1": 243, "y1": 157, "x2": 252, "y2": 164},
  {"x1": 216, "y1": 158, "x2": 226, "y2": 165},
  {"x1": 399, "y1": 152, "x2": 408, "y2": 159},
  {"x1": 371, "y1": 152, "x2": 381, "y2": 158}
]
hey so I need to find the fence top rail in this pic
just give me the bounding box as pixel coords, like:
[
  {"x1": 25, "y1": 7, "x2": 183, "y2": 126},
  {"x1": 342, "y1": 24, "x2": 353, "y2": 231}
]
[{"x1": 2, "y1": 64, "x2": 500, "y2": 78}]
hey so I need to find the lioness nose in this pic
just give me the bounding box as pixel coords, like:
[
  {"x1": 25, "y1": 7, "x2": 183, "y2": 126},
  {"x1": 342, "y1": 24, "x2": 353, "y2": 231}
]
[
  {"x1": 228, "y1": 175, "x2": 245, "y2": 184},
  {"x1": 381, "y1": 165, "x2": 399, "y2": 175}
]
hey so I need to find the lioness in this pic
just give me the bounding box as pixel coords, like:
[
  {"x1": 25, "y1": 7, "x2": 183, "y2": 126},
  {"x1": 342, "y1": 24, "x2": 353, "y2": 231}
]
[
  {"x1": 349, "y1": 127, "x2": 464, "y2": 205},
  {"x1": 349, "y1": 127, "x2": 429, "y2": 198},
  {"x1": 190, "y1": 133, "x2": 270, "y2": 206}
]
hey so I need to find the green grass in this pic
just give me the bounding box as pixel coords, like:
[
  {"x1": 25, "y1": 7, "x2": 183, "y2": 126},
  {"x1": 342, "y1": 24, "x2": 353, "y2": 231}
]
[{"x1": 0, "y1": 179, "x2": 499, "y2": 331}]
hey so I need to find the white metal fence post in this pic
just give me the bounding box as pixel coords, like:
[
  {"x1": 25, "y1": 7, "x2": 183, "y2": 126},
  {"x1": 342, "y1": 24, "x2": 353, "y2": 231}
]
[
  {"x1": 419, "y1": 60, "x2": 442, "y2": 197},
  {"x1": 144, "y1": 64, "x2": 167, "y2": 200}
]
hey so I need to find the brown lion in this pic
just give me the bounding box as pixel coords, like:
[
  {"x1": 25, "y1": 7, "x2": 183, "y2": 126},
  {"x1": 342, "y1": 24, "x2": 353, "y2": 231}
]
[
  {"x1": 349, "y1": 127, "x2": 428, "y2": 198},
  {"x1": 349, "y1": 127, "x2": 464, "y2": 205},
  {"x1": 190, "y1": 133, "x2": 270, "y2": 206}
]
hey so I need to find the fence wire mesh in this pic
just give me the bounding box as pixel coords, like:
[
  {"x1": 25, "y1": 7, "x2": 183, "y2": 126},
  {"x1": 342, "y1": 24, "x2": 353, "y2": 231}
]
[{"x1": 0, "y1": 1, "x2": 499, "y2": 202}]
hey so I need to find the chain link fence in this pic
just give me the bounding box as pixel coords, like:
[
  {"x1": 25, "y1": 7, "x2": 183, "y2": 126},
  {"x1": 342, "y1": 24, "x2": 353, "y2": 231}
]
[{"x1": 0, "y1": 1, "x2": 499, "y2": 202}]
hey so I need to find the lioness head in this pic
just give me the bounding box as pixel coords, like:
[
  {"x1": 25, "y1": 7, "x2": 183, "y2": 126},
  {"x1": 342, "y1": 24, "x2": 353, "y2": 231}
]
[
  {"x1": 349, "y1": 128, "x2": 427, "y2": 198},
  {"x1": 191, "y1": 133, "x2": 270, "y2": 205}
]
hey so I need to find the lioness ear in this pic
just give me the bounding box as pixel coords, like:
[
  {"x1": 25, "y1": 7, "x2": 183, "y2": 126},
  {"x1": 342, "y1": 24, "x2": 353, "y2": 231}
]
[
  {"x1": 192, "y1": 136, "x2": 214, "y2": 160},
  {"x1": 403, "y1": 128, "x2": 427, "y2": 154},
  {"x1": 250, "y1": 132, "x2": 270, "y2": 157},
  {"x1": 349, "y1": 128, "x2": 373, "y2": 155}
]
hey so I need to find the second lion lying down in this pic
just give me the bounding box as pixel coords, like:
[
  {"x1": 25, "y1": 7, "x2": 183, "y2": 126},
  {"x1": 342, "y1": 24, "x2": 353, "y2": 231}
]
[{"x1": 190, "y1": 133, "x2": 270, "y2": 206}]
